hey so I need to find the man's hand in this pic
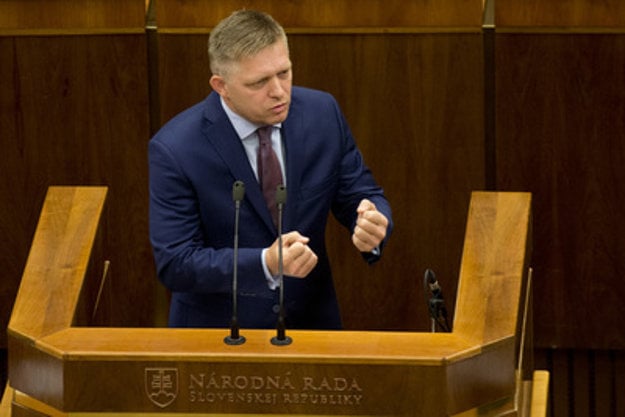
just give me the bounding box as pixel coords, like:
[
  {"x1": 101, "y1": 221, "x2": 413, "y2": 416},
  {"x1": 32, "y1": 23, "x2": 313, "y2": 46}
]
[
  {"x1": 352, "y1": 199, "x2": 389, "y2": 253},
  {"x1": 265, "y1": 231, "x2": 318, "y2": 277}
]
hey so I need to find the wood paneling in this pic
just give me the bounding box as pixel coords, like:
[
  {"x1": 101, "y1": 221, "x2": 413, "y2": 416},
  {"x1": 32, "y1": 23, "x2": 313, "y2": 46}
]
[
  {"x1": 155, "y1": 34, "x2": 212, "y2": 124},
  {"x1": 495, "y1": 33, "x2": 625, "y2": 349},
  {"x1": 0, "y1": 0, "x2": 155, "y2": 349},
  {"x1": 0, "y1": 0, "x2": 146, "y2": 32},
  {"x1": 0, "y1": 42, "x2": 32, "y2": 351},
  {"x1": 155, "y1": 0, "x2": 484, "y2": 29},
  {"x1": 496, "y1": 0, "x2": 625, "y2": 28},
  {"x1": 535, "y1": 348, "x2": 625, "y2": 417}
]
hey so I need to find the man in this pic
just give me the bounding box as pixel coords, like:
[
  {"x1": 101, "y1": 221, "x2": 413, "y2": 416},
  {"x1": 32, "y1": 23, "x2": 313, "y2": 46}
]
[{"x1": 149, "y1": 10, "x2": 392, "y2": 330}]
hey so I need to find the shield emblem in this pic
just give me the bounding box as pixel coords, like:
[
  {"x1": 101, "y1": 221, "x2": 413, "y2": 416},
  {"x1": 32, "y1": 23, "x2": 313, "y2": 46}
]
[{"x1": 145, "y1": 367, "x2": 178, "y2": 408}]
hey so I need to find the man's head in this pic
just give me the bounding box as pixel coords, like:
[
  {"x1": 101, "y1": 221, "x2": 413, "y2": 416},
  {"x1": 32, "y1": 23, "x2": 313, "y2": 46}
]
[{"x1": 209, "y1": 10, "x2": 292, "y2": 125}]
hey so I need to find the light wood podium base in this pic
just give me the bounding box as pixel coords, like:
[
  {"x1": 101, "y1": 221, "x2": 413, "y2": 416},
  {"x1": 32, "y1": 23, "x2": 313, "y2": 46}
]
[{"x1": 2, "y1": 371, "x2": 549, "y2": 417}]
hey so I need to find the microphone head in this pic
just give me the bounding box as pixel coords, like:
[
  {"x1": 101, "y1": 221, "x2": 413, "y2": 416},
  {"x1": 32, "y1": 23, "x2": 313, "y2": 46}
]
[
  {"x1": 425, "y1": 268, "x2": 441, "y2": 293},
  {"x1": 275, "y1": 184, "x2": 287, "y2": 205},
  {"x1": 425, "y1": 268, "x2": 436, "y2": 285},
  {"x1": 232, "y1": 180, "x2": 245, "y2": 202}
]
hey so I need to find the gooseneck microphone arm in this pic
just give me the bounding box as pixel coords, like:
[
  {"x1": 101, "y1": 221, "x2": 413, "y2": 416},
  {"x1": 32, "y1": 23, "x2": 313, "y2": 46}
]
[
  {"x1": 424, "y1": 268, "x2": 451, "y2": 333},
  {"x1": 224, "y1": 180, "x2": 246, "y2": 345},
  {"x1": 271, "y1": 184, "x2": 292, "y2": 346}
]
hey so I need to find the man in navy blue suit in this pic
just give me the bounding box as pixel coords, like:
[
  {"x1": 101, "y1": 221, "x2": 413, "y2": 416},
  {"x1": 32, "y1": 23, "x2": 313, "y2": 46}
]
[{"x1": 149, "y1": 10, "x2": 393, "y2": 330}]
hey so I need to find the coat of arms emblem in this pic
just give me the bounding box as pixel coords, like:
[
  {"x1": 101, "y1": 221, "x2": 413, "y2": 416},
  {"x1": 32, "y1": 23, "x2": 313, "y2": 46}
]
[{"x1": 145, "y1": 367, "x2": 178, "y2": 408}]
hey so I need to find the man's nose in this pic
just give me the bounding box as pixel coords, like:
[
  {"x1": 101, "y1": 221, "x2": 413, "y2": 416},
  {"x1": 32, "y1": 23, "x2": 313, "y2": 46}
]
[{"x1": 268, "y1": 77, "x2": 285, "y2": 97}]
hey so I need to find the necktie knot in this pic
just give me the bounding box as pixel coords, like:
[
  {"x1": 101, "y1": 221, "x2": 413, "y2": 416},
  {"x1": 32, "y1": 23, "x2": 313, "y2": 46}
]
[{"x1": 257, "y1": 125, "x2": 273, "y2": 146}]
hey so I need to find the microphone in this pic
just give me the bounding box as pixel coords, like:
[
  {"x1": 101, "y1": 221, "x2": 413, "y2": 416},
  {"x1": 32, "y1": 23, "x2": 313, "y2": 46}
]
[
  {"x1": 225, "y1": 180, "x2": 246, "y2": 345},
  {"x1": 424, "y1": 268, "x2": 450, "y2": 332},
  {"x1": 271, "y1": 184, "x2": 292, "y2": 346}
]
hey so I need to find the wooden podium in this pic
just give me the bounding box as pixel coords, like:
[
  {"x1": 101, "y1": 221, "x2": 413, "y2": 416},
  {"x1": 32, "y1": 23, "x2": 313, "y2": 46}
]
[{"x1": 5, "y1": 187, "x2": 540, "y2": 416}]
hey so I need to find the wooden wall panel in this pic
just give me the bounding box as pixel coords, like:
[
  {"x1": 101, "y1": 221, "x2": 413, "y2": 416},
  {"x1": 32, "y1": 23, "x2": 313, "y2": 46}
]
[
  {"x1": 0, "y1": 0, "x2": 146, "y2": 32},
  {"x1": 155, "y1": 0, "x2": 485, "y2": 331},
  {"x1": 535, "y1": 348, "x2": 625, "y2": 417},
  {"x1": 155, "y1": 0, "x2": 484, "y2": 29},
  {"x1": 155, "y1": 34, "x2": 211, "y2": 125},
  {"x1": 491, "y1": 1, "x2": 625, "y2": 416},
  {"x1": 0, "y1": 0, "x2": 154, "y2": 349},
  {"x1": 0, "y1": 38, "x2": 34, "y2": 350},
  {"x1": 496, "y1": 0, "x2": 625, "y2": 28},
  {"x1": 495, "y1": 13, "x2": 625, "y2": 349}
]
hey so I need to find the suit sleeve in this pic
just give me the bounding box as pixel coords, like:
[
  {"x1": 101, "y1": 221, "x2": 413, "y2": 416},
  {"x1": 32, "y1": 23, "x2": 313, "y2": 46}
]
[
  {"x1": 327, "y1": 98, "x2": 393, "y2": 263},
  {"x1": 148, "y1": 138, "x2": 270, "y2": 294}
]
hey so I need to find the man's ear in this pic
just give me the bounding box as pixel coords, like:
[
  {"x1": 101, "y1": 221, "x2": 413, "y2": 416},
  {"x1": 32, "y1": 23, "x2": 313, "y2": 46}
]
[{"x1": 210, "y1": 75, "x2": 226, "y2": 96}]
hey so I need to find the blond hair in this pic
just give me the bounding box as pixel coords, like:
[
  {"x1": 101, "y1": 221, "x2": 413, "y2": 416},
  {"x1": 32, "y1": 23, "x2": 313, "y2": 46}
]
[{"x1": 209, "y1": 10, "x2": 288, "y2": 76}]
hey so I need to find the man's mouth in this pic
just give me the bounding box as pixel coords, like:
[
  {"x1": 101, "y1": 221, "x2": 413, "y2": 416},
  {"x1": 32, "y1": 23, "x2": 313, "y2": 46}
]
[{"x1": 271, "y1": 102, "x2": 288, "y2": 113}]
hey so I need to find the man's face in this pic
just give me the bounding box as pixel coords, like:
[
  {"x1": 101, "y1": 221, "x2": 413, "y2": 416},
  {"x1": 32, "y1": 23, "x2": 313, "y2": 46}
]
[{"x1": 212, "y1": 40, "x2": 292, "y2": 126}]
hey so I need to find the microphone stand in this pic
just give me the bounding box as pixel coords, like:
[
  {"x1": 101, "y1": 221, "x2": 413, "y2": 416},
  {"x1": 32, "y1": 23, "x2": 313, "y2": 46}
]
[
  {"x1": 424, "y1": 269, "x2": 451, "y2": 333},
  {"x1": 225, "y1": 181, "x2": 246, "y2": 345},
  {"x1": 271, "y1": 185, "x2": 292, "y2": 346},
  {"x1": 429, "y1": 299, "x2": 449, "y2": 333}
]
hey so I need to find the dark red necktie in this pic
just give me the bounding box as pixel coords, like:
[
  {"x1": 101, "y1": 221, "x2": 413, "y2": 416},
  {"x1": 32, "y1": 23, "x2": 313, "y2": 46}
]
[{"x1": 257, "y1": 126, "x2": 283, "y2": 227}]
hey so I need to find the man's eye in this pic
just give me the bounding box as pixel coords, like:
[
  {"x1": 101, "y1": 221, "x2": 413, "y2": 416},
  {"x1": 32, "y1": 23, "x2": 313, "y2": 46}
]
[{"x1": 250, "y1": 80, "x2": 267, "y2": 88}]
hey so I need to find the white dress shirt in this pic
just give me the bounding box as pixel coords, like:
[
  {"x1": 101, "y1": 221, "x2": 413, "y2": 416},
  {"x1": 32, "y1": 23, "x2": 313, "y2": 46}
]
[{"x1": 220, "y1": 97, "x2": 284, "y2": 289}]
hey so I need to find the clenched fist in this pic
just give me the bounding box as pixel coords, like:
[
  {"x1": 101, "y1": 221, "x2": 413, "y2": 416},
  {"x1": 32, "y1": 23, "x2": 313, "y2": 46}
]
[
  {"x1": 352, "y1": 199, "x2": 389, "y2": 253},
  {"x1": 265, "y1": 231, "x2": 318, "y2": 278}
]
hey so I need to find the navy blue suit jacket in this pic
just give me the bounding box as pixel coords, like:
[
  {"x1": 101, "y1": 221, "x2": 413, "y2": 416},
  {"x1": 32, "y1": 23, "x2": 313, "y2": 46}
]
[{"x1": 148, "y1": 87, "x2": 392, "y2": 329}]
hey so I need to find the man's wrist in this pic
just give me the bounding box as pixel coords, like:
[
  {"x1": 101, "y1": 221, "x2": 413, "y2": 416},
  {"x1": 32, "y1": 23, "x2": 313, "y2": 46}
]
[{"x1": 261, "y1": 248, "x2": 279, "y2": 289}]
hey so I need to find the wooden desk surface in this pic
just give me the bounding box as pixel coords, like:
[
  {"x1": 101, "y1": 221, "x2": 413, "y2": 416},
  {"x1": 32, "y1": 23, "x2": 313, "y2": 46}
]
[{"x1": 36, "y1": 327, "x2": 481, "y2": 364}]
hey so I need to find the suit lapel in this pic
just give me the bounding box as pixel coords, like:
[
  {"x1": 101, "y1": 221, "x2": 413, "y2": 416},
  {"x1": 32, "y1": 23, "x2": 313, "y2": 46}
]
[
  {"x1": 281, "y1": 100, "x2": 305, "y2": 232},
  {"x1": 203, "y1": 93, "x2": 276, "y2": 233}
]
